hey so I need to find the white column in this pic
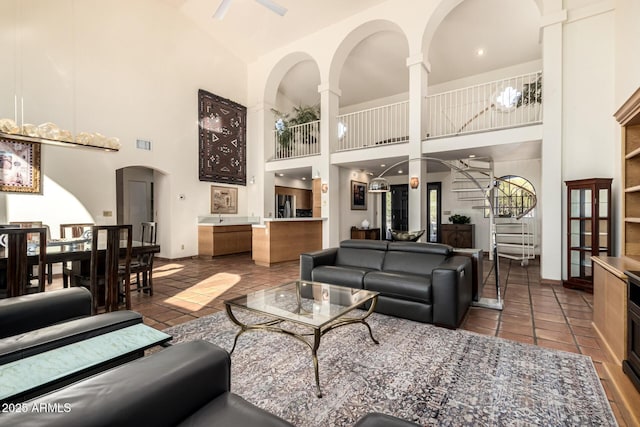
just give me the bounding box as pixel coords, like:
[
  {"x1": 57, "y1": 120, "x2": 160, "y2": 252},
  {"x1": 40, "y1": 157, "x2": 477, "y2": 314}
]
[
  {"x1": 246, "y1": 102, "x2": 275, "y2": 220},
  {"x1": 406, "y1": 54, "x2": 430, "y2": 236},
  {"x1": 540, "y1": 8, "x2": 566, "y2": 282},
  {"x1": 318, "y1": 83, "x2": 341, "y2": 247}
]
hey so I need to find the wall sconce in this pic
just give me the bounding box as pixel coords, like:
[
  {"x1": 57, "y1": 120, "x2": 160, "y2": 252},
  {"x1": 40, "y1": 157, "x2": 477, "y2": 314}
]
[
  {"x1": 321, "y1": 183, "x2": 328, "y2": 193},
  {"x1": 410, "y1": 176, "x2": 420, "y2": 189}
]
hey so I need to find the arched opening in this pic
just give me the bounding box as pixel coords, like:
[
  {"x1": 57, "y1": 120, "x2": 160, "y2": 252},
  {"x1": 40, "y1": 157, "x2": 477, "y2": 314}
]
[{"x1": 116, "y1": 166, "x2": 167, "y2": 242}]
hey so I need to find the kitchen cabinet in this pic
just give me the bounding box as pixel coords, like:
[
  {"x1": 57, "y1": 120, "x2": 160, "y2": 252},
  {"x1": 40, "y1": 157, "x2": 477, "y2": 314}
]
[{"x1": 198, "y1": 225, "x2": 252, "y2": 257}]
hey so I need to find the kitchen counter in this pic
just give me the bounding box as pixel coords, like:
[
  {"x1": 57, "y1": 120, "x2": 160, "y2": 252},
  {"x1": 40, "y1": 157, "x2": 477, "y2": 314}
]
[
  {"x1": 197, "y1": 216, "x2": 260, "y2": 227},
  {"x1": 251, "y1": 218, "x2": 324, "y2": 266},
  {"x1": 252, "y1": 217, "x2": 325, "y2": 228}
]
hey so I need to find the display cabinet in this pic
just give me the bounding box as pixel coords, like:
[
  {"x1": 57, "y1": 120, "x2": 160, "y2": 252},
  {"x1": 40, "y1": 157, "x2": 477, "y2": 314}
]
[{"x1": 564, "y1": 178, "x2": 612, "y2": 292}]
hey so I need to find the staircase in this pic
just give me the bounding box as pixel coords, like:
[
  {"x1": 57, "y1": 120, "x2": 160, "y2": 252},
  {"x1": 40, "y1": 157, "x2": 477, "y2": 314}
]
[
  {"x1": 494, "y1": 217, "x2": 536, "y2": 266},
  {"x1": 449, "y1": 158, "x2": 493, "y2": 210},
  {"x1": 448, "y1": 158, "x2": 537, "y2": 265}
]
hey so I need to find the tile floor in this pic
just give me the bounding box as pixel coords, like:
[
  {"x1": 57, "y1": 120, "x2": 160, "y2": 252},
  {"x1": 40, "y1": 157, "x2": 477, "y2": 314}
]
[{"x1": 47, "y1": 253, "x2": 630, "y2": 425}]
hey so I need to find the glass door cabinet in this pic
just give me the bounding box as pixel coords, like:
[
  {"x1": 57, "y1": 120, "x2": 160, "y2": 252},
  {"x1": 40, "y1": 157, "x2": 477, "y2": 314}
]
[{"x1": 564, "y1": 178, "x2": 612, "y2": 292}]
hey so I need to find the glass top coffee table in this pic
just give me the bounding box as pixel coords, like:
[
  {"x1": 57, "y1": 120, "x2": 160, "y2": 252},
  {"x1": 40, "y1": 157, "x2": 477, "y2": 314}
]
[{"x1": 224, "y1": 280, "x2": 379, "y2": 397}]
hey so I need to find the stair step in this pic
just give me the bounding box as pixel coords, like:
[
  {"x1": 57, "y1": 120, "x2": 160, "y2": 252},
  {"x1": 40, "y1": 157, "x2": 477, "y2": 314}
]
[
  {"x1": 451, "y1": 188, "x2": 486, "y2": 192},
  {"x1": 497, "y1": 242, "x2": 536, "y2": 248}
]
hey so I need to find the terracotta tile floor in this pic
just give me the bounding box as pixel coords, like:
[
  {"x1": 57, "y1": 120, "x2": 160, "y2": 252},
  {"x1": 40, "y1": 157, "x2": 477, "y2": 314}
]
[{"x1": 47, "y1": 253, "x2": 629, "y2": 425}]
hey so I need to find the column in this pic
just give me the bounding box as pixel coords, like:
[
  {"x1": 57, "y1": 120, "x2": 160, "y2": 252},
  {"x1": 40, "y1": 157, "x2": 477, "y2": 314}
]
[
  {"x1": 540, "y1": 8, "x2": 566, "y2": 282},
  {"x1": 246, "y1": 102, "x2": 275, "y2": 220},
  {"x1": 406, "y1": 54, "x2": 430, "y2": 235},
  {"x1": 318, "y1": 83, "x2": 341, "y2": 248}
]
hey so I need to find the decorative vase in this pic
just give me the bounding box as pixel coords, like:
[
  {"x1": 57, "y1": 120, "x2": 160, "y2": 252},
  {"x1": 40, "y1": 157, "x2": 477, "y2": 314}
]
[{"x1": 361, "y1": 219, "x2": 370, "y2": 229}]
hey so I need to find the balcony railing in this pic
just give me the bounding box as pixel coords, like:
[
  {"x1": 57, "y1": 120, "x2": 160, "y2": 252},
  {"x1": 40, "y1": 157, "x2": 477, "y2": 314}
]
[
  {"x1": 273, "y1": 120, "x2": 320, "y2": 160},
  {"x1": 426, "y1": 71, "x2": 542, "y2": 139},
  {"x1": 336, "y1": 101, "x2": 409, "y2": 151},
  {"x1": 269, "y1": 72, "x2": 542, "y2": 160}
]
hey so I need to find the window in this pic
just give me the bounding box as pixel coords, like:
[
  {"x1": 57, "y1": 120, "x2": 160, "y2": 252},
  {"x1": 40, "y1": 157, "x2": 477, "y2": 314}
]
[{"x1": 485, "y1": 175, "x2": 536, "y2": 218}]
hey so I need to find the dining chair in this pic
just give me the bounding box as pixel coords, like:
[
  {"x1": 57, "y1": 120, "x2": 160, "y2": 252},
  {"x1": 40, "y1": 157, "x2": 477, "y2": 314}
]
[
  {"x1": 129, "y1": 221, "x2": 157, "y2": 296},
  {"x1": 8, "y1": 221, "x2": 54, "y2": 285},
  {"x1": 0, "y1": 227, "x2": 47, "y2": 298},
  {"x1": 60, "y1": 223, "x2": 95, "y2": 288},
  {"x1": 75, "y1": 225, "x2": 132, "y2": 314}
]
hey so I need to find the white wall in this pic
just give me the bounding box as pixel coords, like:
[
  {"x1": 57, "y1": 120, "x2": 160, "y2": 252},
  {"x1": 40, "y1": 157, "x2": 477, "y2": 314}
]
[
  {"x1": 339, "y1": 168, "x2": 372, "y2": 240},
  {"x1": 562, "y1": 8, "x2": 616, "y2": 265},
  {"x1": 0, "y1": 0, "x2": 247, "y2": 259},
  {"x1": 614, "y1": 0, "x2": 640, "y2": 256}
]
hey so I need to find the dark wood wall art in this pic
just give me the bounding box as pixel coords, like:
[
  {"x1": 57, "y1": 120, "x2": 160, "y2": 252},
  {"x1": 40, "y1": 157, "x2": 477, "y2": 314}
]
[
  {"x1": 198, "y1": 89, "x2": 246, "y2": 185},
  {"x1": 0, "y1": 136, "x2": 41, "y2": 193}
]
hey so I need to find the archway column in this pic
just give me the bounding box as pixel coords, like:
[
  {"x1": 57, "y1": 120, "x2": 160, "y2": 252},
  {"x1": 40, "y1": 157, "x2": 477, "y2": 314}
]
[
  {"x1": 406, "y1": 54, "x2": 429, "y2": 236},
  {"x1": 540, "y1": 5, "x2": 566, "y2": 283},
  {"x1": 318, "y1": 83, "x2": 341, "y2": 248},
  {"x1": 247, "y1": 102, "x2": 276, "y2": 220}
]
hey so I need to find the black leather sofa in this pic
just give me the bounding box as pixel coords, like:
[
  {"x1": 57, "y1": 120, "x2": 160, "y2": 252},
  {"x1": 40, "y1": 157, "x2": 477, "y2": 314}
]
[
  {"x1": 1, "y1": 340, "x2": 294, "y2": 427},
  {"x1": 0, "y1": 287, "x2": 142, "y2": 365},
  {"x1": 2, "y1": 338, "x2": 418, "y2": 427},
  {"x1": 300, "y1": 240, "x2": 472, "y2": 328}
]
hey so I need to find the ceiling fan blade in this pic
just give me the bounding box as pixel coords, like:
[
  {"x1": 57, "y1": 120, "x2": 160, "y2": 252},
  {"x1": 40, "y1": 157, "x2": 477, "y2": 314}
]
[
  {"x1": 254, "y1": 0, "x2": 287, "y2": 16},
  {"x1": 213, "y1": 0, "x2": 233, "y2": 20}
]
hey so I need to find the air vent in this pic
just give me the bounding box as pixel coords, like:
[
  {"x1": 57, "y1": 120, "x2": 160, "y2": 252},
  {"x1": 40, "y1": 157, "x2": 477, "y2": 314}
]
[{"x1": 136, "y1": 139, "x2": 151, "y2": 151}]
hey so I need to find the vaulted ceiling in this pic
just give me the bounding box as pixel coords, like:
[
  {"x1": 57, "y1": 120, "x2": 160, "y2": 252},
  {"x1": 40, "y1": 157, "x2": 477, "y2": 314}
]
[{"x1": 169, "y1": 0, "x2": 542, "y2": 178}]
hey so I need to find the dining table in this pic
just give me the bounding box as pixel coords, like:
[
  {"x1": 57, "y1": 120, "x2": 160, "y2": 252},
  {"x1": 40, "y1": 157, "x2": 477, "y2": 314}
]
[{"x1": 0, "y1": 239, "x2": 161, "y2": 292}]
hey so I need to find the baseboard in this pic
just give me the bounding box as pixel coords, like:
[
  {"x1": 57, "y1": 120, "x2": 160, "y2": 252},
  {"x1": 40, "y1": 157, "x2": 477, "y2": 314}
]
[{"x1": 540, "y1": 278, "x2": 562, "y2": 286}]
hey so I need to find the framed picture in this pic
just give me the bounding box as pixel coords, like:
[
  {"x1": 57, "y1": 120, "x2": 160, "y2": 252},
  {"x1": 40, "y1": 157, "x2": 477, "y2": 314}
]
[
  {"x1": 351, "y1": 180, "x2": 367, "y2": 210},
  {"x1": 211, "y1": 185, "x2": 238, "y2": 214},
  {"x1": 0, "y1": 136, "x2": 41, "y2": 193}
]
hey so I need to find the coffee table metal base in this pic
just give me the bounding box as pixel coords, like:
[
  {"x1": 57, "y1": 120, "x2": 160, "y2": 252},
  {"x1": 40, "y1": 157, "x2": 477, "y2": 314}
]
[{"x1": 225, "y1": 297, "x2": 379, "y2": 398}]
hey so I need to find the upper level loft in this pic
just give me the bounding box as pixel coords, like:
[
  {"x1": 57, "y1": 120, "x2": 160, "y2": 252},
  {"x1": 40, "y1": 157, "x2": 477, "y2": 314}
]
[{"x1": 270, "y1": 71, "x2": 542, "y2": 161}]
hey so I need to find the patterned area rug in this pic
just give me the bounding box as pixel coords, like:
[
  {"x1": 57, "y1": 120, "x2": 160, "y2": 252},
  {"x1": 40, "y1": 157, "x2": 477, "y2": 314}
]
[{"x1": 165, "y1": 311, "x2": 617, "y2": 426}]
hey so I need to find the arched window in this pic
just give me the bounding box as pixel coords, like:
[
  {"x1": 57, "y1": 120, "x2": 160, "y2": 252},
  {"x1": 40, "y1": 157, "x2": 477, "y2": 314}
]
[{"x1": 485, "y1": 175, "x2": 536, "y2": 218}]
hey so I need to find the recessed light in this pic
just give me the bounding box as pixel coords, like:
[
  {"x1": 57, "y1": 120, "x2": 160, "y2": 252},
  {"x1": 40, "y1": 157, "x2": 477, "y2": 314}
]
[
  {"x1": 397, "y1": 169, "x2": 403, "y2": 174},
  {"x1": 380, "y1": 164, "x2": 386, "y2": 168},
  {"x1": 278, "y1": 173, "x2": 284, "y2": 177},
  {"x1": 476, "y1": 48, "x2": 485, "y2": 57},
  {"x1": 469, "y1": 154, "x2": 476, "y2": 158},
  {"x1": 301, "y1": 177, "x2": 306, "y2": 180}
]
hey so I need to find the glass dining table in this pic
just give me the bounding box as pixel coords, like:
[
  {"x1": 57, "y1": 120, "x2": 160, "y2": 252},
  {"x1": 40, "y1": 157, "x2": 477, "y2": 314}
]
[{"x1": 0, "y1": 240, "x2": 160, "y2": 290}]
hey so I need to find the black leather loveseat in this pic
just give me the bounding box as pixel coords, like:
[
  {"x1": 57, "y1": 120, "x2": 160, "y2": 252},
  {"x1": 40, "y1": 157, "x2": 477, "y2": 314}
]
[
  {"x1": 0, "y1": 287, "x2": 142, "y2": 365},
  {"x1": 1, "y1": 340, "x2": 294, "y2": 427},
  {"x1": 300, "y1": 240, "x2": 472, "y2": 328}
]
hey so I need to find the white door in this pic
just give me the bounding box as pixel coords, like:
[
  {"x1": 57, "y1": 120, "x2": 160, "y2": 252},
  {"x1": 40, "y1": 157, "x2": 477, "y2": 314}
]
[{"x1": 128, "y1": 180, "x2": 149, "y2": 239}]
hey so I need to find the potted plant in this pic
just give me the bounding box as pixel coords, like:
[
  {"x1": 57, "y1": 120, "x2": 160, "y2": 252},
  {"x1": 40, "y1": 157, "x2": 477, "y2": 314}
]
[
  {"x1": 448, "y1": 214, "x2": 471, "y2": 224},
  {"x1": 272, "y1": 104, "x2": 320, "y2": 149},
  {"x1": 516, "y1": 73, "x2": 542, "y2": 107}
]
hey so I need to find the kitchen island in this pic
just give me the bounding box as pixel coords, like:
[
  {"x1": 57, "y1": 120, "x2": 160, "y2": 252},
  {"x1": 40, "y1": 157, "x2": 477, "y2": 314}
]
[
  {"x1": 252, "y1": 218, "x2": 324, "y2": 267},
  {"x1": 197, "y1": 216, "x2": 259, "y2": 257}
]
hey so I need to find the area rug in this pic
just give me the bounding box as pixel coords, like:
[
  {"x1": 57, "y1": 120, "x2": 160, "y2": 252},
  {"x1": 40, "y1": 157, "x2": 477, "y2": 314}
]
[{"x1": 165, "y1": 311, "x2": 617, "y2": 426}]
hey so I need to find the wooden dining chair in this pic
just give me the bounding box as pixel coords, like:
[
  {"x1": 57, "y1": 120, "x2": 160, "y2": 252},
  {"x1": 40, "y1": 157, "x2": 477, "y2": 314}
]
[
  {"x1": 75, "y1": 225, "x2": 132, "y2": 314},
  {"x1": 60, "y1": 223, "x2": 94, "y2": 288},
  {"x1": 8, "y1": 221, "x2": 54, "y2": 284},
  {"x1": 129, "y1": 221, "x2": 157, "y2": 296},
  {"x1": 0, "y1": 227, "x2": 47, "y2": 298}
]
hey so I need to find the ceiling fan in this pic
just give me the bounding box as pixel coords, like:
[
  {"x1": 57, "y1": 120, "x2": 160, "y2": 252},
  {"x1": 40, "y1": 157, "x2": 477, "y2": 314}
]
[{"x1": 213, "y1": 0, "x2": 288, "y2": 20}]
